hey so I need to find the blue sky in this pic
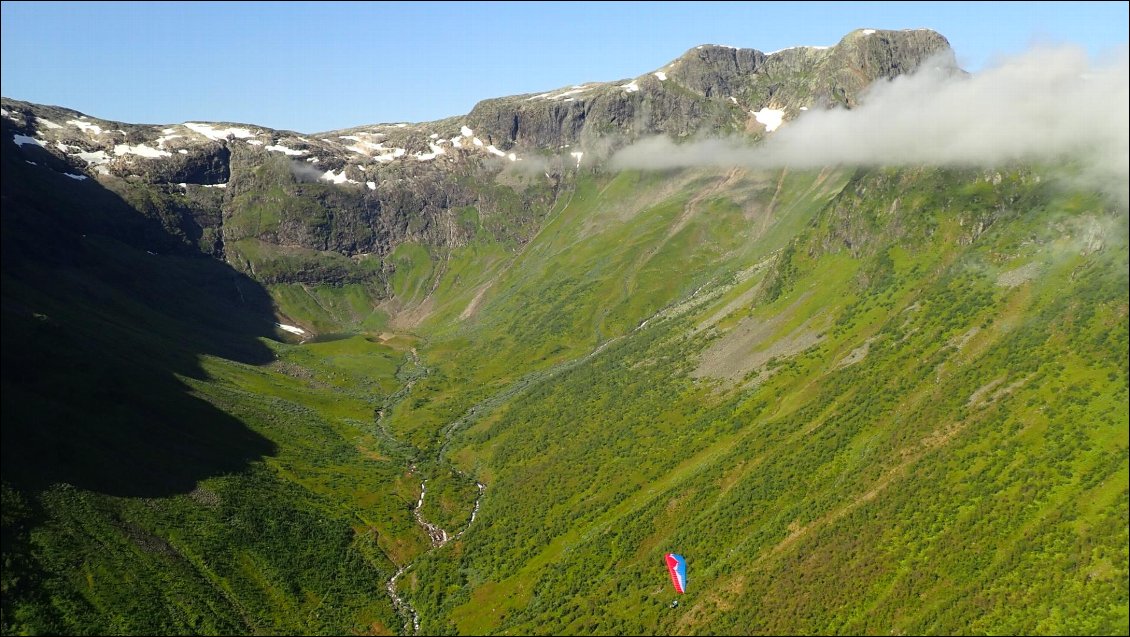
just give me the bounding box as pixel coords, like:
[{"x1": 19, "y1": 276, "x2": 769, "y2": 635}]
[{"x1": 2, "y1": 1, "x2": 1126, "y2": 133}]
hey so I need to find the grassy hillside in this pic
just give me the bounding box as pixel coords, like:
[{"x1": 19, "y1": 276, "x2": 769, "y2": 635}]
[
  {"x1": 386, "y1": 166, "x2": 1128, "y2": 635},
  {"x1": 2, "y1": 138, "x2": 1126, "y2": 636},
  {"x1": 0, "y1": 161, "x2": 434, "y2": 634}
]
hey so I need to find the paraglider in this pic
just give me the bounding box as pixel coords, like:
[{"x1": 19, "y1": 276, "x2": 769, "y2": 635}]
[{"x1": 664, "y1": 553, "x2": 687, "y2": 594}]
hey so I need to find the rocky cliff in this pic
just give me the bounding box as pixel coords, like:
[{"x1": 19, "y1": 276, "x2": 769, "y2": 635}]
[{"x1": 1, "y1": 28, "x2": 954, "y2": 289}]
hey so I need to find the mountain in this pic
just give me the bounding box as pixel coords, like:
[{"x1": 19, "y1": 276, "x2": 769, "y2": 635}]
[{"x1": 2, "y1": 28, "x2": 1126, "y2": 636}]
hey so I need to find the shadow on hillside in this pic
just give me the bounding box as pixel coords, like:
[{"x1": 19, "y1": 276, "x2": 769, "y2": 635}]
[{"x1": 1, "y1": 134, "x2": 280, "y2": 498}]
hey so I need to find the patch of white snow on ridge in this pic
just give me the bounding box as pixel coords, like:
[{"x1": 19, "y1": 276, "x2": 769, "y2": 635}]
[
  {"x1": 114, "y1": 143, "x2": 172, "y2": 158},
  {"x1": 276, "y1": 323, "x2": 306, "y2": 335},
  {"x1": 321, "y1": 169, "x2": 360, "y2": 184},
  {"x1": 486, "y1": 145, "x2": 506, "y2": 157},
  {"x1": 156, "y1": 134, "x2": 182, "y2": 149},
  {"x1": 184, "y1": 122, "x2": 256, "y2": 140},
  {"x1": 202, "y1": 183, "x2": 227, "y2": 188},
  {"x1": 753, "y1": 107, "x2": 785, "y2": 132},
  {"x1": 766, "y1": 45, "x2": 830, "y2": 55},
  {"x1": 68, "y1": 120, "x2": 104, "y2": 134},
  {"x1": 0, "y1": 108, "x2": 8, "y2": 116},
  {"x1": 322, "y1": 169, "x2": 348, "y2": 184},
  {"x1": 74, "y1": 150, "x2": 111, "y2": 165},
  {"x1": 800, "y1": 106, "x2": 809, "y2": 111},
  {"x1": 472, "y1": 137, "x2": 484, "y2": 147},
  {"x1": 653, "y1": 71, "x2": 667, "y2": 81},
  {"x1": 549, "y1": 86, "x2": 589, "y2": 100},
  {"x1": 451, "y1": 137, "x2": 463, "y2": 148},
  {"x1": 461, "y1": 125, "x2": 474, "y2": 137},
  {"x1": 13, "y1": 134, "x2": 45, "y2": 148},
  {"x1": 63, "y1": 172, "x2": 88, "y2": 180},
  {"x1": 36, "y1": 117, "x2": 62, "y2": 129},
  {"x1": 374, "y1": 147, "x2": 406, "y2": 162},
  {"x1": 862, "y1": 29, "x2": 876, "y2": 35},
  {"x1": 245, "y1": 139, "x2": 263, "y2": 145},
  {"x1": 178, "y1": 149, "x2": 188, "y2": 154},
  {"x1": 429, "y1": 133, "x2": 439, "y2": 139},
  {"x1": 366, "y1": 181, "x2": 376, "y2": 190},
  {"x1": 525, "y1": 92, "x2": 553, "y2": 101},
  {"x1": 415, "y1": 142, "x2": 447, "y2": 161},
  {"x1": 266, "y1": 143, "x2": 306, "y2": 156},
  {"x1": 621, "y1": 80, "x2": 640, "y2": 93}
]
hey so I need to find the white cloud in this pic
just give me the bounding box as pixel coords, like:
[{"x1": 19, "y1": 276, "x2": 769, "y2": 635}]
[{"x1": 611, "y1": 45, "x2": 1129, "y2": 207}]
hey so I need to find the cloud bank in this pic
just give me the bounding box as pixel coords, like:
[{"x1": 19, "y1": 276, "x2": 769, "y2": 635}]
[{"x1": 611, "y1": 45, "x2": 1129, "y2": 206}]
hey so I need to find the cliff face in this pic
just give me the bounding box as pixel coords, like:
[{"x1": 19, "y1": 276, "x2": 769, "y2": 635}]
[{"x1": 1, "y1": 28, "x2": 954, "y2": 287}]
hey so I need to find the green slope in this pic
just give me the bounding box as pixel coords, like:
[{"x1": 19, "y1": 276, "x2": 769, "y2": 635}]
[
  {"x1": 2, "y1": 139, "x2": 1126, "y2": 636},
  {"x1": 0, "y1": 161, "x2": 431, "y2": 635},
  {"x1": 388, "y1": 166, "x2": 1128, "y2": 635}
]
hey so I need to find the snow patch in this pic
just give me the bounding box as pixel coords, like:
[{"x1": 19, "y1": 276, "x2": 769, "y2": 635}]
[
  {"x1": 653, "y1": 71, "x2": 667, "y2": 81},
  {"x1": 486, "y1": 144, "x2": 506, "y2": 157},
  {"x1": 321, "y1": 169, "x2": 360, "y2": 184},
  {"x1": 36, "y1": 117, "x2": 62, "y2": 129},
  {"x1": 25, "y1": 161, "x2": 37, "y2": 166},
  {"x1": 861, "y1": 29, "x2": 876, "y2": 35},
  {"x1": 621, "y1": 80, "x2": 640, "y2": 92},
  {"x1": 415, "y1": 142, "x2": 447, "y2": 161},
  {"x1": 202, "y1": 183, "x2": 227, "y2": 188},
  {"x1": 451, "y1": 137, "x2": 463, "y2": 148},
  {"x1": 266, "y1": 143, "x2": 307, "y2": 156},
  {"x1": 461, "y1": 125, "x2": 474, "y2": 137},
  {"x1": 276, "y1": 323, "x2": 306, "y2": 335},
  {"x1": 63, "y1": 172, "x2": 88, "y2": 180},
  {"x1": 374, "y1": 147, "x2": 406, "y2": 162},
  {"x1": 366, "y1": 181, "x2": 376, "y2": 190},
  {"x1": 74, "y1": 150, "x2": 111, "y2": 165},
  {"x1": 766, "y1": 45, "x2": 831, "y2": 55},
  {"x1": 155, "y1": 134, "x2": 182, "y2": 149},
  {"x1": 752, "y1": 107, "x2": 785, "y2": 132},
  {"x1": 429, "y1": 133, "x2": 439, "y2": 139},
  {"x1": 184, "y1": 122, "x2": 256, "y2": 140},
  {"x1": 245, "y1": 139, "x2": 263, "y2": 145},
  {"x1": 13, "y1": 134, "x2": 45, "y2": 148},
  {"x1": 178, "y1": 149, "x2": 188, "y2": 154},
  {"x1": 472, "y1": 137, "x2": 483, "y2": 147},
  {"x1": 729, "y1": 96, "x2": 738, "y2": 104},
  {"x1": 114, "y1": 143, "x2": 172, "y2": 158},
  {"x1": 549, "y1": 86, "x2": 588, "y2": 100},
  {"x1": 800, "y1": 106, "x2": 809, "y2": 111},
  {"x1": 68, "y1": 119, "x2": 104, "y2": 134},
  {"x1": 525, "y1": 92, "x2": 553, "y2": 101}
]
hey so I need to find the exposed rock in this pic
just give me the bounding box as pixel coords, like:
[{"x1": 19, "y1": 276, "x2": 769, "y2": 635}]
[{"x1": 1, "y1": 28, "x2": 955, "y2": 291}]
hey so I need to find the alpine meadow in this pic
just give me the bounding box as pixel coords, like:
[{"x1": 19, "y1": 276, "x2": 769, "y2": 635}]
[{"x1": 1, "y1": 26, "x2": 1127, "y2": 636}]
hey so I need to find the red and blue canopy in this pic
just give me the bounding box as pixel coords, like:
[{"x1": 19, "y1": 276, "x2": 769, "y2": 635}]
[{"x1": 664, "y1": 553, "x2": 687, "y2": 594}]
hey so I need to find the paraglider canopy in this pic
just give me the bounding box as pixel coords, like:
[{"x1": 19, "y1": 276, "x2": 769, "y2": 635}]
[{"x1": 664, "y1": 553, "x2": 687, "y2": 594}]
